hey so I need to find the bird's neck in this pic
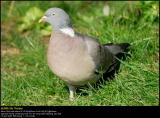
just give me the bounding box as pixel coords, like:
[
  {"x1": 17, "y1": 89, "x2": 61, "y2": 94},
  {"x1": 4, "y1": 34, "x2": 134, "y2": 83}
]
[
  {"x1": 60, "y1": 27, "x2": 75, "y2": 37},
  {"x1": 52, "y1": 27, "x2": 75, "y2": 37}
]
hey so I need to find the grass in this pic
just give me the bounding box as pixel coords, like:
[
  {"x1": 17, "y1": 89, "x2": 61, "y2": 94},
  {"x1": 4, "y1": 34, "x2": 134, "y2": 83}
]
[{"x1": 1, "y1": 1, "x2": 159, "y2": 106}]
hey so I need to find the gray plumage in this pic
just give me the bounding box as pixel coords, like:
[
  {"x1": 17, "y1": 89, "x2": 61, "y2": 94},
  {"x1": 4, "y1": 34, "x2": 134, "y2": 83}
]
[
  {"x1": 39, "y1": 7, "x2": 130, "y2": 100},
  {"x1": 42, "y1": 8, "x2": 72, "y2": 31}
]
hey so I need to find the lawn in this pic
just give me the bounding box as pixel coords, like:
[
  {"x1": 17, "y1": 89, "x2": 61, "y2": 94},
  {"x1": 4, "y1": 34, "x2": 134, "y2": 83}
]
[{"x1": 1, "y1": 1, "x2": 159, "y2": 106}]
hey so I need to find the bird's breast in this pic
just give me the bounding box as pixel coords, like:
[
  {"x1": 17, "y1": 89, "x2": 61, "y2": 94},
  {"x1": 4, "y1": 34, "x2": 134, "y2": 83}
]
[{"x1": 47, "y1": 33, "x2": 96, "y2": 85}]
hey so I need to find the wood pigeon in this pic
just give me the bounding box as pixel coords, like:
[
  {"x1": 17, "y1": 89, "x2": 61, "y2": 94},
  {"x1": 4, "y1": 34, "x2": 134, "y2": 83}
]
[{"x1": 39, "y1": 7, "x2": 130, "y2": 100}]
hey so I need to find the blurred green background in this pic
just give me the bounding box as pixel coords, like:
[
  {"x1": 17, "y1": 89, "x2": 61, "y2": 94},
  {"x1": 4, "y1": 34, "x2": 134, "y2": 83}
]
[{"x1": 1, "y1": 1, "x2": 159, "y2": 106}]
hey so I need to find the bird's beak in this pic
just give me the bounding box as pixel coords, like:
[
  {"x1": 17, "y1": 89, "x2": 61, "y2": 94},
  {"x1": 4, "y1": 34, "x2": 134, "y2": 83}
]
[{"x1": 38, "y1": 16, "x2": 47, "y2": 23}]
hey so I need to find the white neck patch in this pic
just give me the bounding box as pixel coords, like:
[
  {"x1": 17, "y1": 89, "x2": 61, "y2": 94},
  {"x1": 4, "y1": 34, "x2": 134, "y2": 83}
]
[{"x1": 60, "y1": 28, "x2": 75, "y2": 37}]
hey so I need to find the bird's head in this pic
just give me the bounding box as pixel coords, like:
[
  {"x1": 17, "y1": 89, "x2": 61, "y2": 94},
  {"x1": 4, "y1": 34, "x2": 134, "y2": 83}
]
[{"x1": 39, "y1": 7, "x2": 72, "y2": 31}]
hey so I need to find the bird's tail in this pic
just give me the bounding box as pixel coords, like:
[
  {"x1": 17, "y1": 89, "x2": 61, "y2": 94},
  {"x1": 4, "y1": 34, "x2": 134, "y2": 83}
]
[
  {"x1": 104, "y1": 43, "x2": 130, "y2": 60},
  {"x1": 95, "y1": 43, "x2": 131, "y2": 86},
  {"x1": 103, "y1": 43, "x2": 130, "y2": 78}
]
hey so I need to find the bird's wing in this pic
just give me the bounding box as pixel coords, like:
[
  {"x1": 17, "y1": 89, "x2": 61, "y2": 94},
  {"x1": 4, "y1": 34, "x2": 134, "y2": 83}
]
[{"x1": 75, "y1": 33, "x2": 114, "y2": 74}]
